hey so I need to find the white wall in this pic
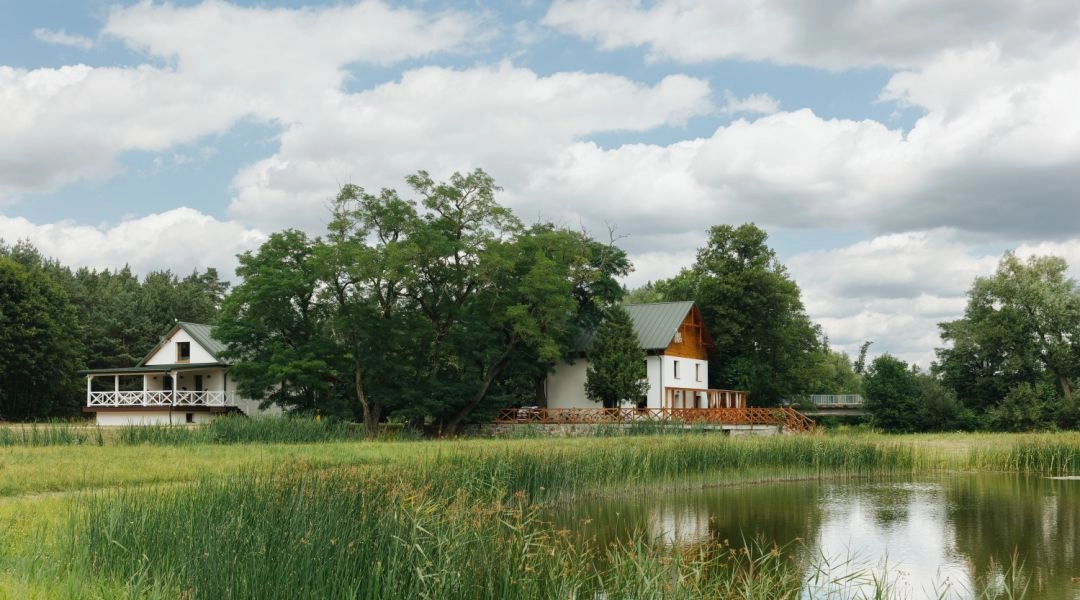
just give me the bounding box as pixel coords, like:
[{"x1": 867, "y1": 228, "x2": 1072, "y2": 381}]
[
  {"x1": 546, "y1": 360, "x2": 591, "y2": 409},
  {"x1": 658, "y1": 355, "x2": 709, "y2": 408},
  {"x1": 144, "y1": 328, "x2": 216, "y2": 365},
  {"x1": 547, "y1": 358, "x2": 650, "y2": 409},
  {"x1": 95, "y1": 410, "x2": 214, "y2": 426}
]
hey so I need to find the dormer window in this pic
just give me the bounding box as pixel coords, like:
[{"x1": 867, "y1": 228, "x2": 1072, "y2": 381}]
[{"x1": 177, "y1": 342, "x2": 191, "y2": 363}]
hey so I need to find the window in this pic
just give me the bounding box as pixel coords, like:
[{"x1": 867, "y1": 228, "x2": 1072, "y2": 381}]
[
  {"x1": 673, "y1": 360, "x2": 680, "y2": 379},
  {"x1": 185, "y1": 413, "x2": 194, "y2": 424},
  {"x1": 695, "y1": 363, "x2": 701, "y2": 382},
  {"x1": 177, "y1": 341, "x2": 191, "y2": 363}
]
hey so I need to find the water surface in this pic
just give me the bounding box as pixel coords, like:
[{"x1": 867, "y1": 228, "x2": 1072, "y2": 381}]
[{"x1": 546, "y1": 474, "x2": 1080, "y2": 598}]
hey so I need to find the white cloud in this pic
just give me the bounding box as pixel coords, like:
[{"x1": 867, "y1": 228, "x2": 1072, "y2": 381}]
[
  {"x1": 787, "y1": 229, "x2": 1001, "y2": 368},
  {"x1": 0, "y1": 208, "x2": 266, "y2": 278},
  {"x1": 516, "y1": 40, "x2": 1080, "y2": 242},
  {"x1": 543, "y1": 0, "x2": 1080, "y2": 69},
  {"x1": 719, "y1": 91, "x2": 779, "y2": 115},
  {"x1": 0, "y1": 1, "x2": 479, "y2": 204},
  {"x1": 33, "y1": 28, "x2": 94, "y2": 50},
  {"x1": 103, "y1": 0, "x2": 481, "y2": 122},
  {"x1": 226, "y1": 63, "x2": 714, "y2": 230}
]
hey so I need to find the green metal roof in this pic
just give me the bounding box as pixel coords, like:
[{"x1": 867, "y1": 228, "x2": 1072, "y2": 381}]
[
  {"x1": 80, "y1": 363, "x2": 223, "y2": 375},
  {"x1": 136, "y1": 322, "x2": 229, "y2": 366},
  {"x1": 178, "y1": 322, "x2": 228, "y2": 360},
  {"x1": 624, "y1": 301, "x2": 696, "y2": 350}
]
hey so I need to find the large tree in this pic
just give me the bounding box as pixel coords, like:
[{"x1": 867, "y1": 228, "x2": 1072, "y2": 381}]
[
  {"x1": 653, "y1": 224, "x2": 822, "y2": 405},
  {"x1": 936, "y1": 253, "x2": 1080, "y2": 427},
  {"x1": 215, "y1": 230, "x2": 340, "y2": 414},
  {"x1": 217, "y1": 169, "x2": 629, "y2": 435},
  {"x1": 0, "y1": 255, "x2": 83, "y2": 419},
  {"x1": 585, "y1": 305, "x2": 648, "y2": 409}
]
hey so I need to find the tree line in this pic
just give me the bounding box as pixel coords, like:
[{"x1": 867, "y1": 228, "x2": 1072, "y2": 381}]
[
  {"x1": 3, "y1": 168, "x2": 1079, "y2": 433},
  {"x1": 0, "y1": 241, "x2": 226, "y2": 420}
]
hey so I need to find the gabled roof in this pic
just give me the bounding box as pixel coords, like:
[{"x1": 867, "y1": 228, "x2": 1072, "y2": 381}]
[
  {"x1": 624, "y1": 301, "x2": 697, "y2": 350},
  {"x1": 136, "y1": 322, "x2": 228, "y2": 366}
]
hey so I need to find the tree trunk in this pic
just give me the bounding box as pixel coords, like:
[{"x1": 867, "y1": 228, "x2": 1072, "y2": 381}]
[
  {"x1": 353, "y1": 362, "x2": 377, "y2": 438},
  {"x1": 442, "y1": 345, "x2": 514, "y2": 436}
]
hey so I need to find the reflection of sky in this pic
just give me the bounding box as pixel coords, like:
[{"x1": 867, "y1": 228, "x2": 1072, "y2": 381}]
[
  {"x1": 554, "y1": 476, "x2": 1080, "y2": 599},
  {"x1": 807, "y1": 481, "x2": 971, "y2": 599}
]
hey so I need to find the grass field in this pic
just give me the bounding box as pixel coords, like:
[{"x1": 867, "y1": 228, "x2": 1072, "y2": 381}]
[{"x1": 1, "y1": 422, "x2": 1073, "y2": 599}]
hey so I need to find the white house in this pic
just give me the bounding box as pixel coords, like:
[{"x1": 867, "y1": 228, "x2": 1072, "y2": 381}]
[
  {"x1": 82, "y1": 322, "x2": 278, "y2": 425},
  {"x1": 545, "y1": 301, "x2": 746, "y2": 411}
]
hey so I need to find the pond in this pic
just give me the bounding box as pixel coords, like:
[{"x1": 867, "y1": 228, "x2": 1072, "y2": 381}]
[{"x1": 546, "y1": 474, "x2": 1080, "y2": 599}]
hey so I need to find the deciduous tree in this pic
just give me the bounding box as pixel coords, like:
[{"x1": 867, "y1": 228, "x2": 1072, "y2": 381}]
[{"x1": 654, "y1": 224, "x2": 822, "y2": 405}]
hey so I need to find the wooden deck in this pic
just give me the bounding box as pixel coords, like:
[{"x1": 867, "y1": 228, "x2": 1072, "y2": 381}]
[{"x1": 495, "y1": 407, "x2": 816, "y2": 433}]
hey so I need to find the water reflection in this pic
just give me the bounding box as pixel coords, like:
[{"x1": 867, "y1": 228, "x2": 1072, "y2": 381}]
[{"x1": 545, "y1": 475, "x2": 1080, "y2": 599}]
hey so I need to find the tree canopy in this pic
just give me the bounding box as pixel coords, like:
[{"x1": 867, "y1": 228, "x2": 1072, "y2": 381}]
[
  {"x1": 647, "y1": 224, "x2": 823, "y2": 405},
  {"x1": 216, "y1": 169, "x2": 629, "y2": 435},
  {"x1": 935, "y1": 252, "x2": 1080, "y2": 429}
]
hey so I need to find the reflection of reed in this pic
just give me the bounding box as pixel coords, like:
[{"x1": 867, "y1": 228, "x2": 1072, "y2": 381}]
[
  {"x1": 547, "y1": 480, "x2": 826, "y2": 562},
  {"x1": 946, "y1": 474, "x2": 1080, "y2": 598}
]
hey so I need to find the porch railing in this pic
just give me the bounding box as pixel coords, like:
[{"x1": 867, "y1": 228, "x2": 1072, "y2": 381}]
[
  {"x1": 494, "y1": 407, "x2": 815, "y2": 433},
  {"x1": 87, "y1": 390, "x2": 234, "y2": 407}
]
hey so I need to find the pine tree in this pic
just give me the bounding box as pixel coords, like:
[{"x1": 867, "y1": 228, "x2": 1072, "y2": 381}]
[{"x1": 585, "y1": 306, "x2": 648, "y2": 409}]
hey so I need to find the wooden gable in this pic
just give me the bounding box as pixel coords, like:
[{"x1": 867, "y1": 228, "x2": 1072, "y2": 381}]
[{"x1": 662, "y1": 304, "x2": 714, "y2": 360}]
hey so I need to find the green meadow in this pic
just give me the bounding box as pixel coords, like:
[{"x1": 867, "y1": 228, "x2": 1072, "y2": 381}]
[{"x1": 1, "y1": 422, "x2": 1074, "y2": 599}]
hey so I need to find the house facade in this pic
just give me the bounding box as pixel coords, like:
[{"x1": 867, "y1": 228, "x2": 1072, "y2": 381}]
[
  {"x1": 83, "y1": 322, "x2": 277, "y2": 425},
  {"x1": 545, "y1": 301, "x2": 746, "y2": 410}
]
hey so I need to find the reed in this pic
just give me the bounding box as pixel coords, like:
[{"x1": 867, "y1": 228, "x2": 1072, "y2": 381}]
[
  {"x1": 9, "y1": 432, "x2": 1068, "y2": 598},
  {"x1": 0, "y1": 422, "x2": 101, "y2": 446},
  {"x1": 112, "y1": 415, "x2": 366, "y2": 446}
]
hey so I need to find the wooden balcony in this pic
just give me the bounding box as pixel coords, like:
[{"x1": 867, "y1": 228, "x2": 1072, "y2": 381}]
[
  {"x1": 87, "y1": 390, "x2": 235, "y2": 408},
  {"x1": 495, "y1": 406, "x2": 816, "y2": 433}
]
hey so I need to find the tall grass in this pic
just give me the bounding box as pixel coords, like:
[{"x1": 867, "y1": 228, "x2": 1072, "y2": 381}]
[
  {"x1": 0, "y1": 422, "x2": 102, "y2": 447},
  {"x1": 13, "y1": 433, "x2": 1072, "y2": 598},
  {"x1": 967, "y1": 435, "x2": 1080, "y2": 475},
  {"x1": 113, "y1": 415, "x2": 366, "y2": 446},
  {"x1": 412, "y1": 435, "x2": 923, "y2": 504}
]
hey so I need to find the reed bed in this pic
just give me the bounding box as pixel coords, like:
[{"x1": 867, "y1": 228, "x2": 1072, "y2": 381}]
[
  {"x1": 10, "y1": 432, "x2": 1072, "y2": 598},
  {"x1": 113, "y1": 415, "x2": 365, "y2": 446},
  {"x1": 0, "y1": 422, "x2": 102, "y2": 446}
]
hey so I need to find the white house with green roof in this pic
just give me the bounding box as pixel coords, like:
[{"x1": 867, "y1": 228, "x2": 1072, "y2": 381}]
[
  {"x1": 545, "y1": 301, "x2": 746, "y2": 411},
  {"x1": 83, "y1": 322, "x2": 275, "y2": 425}
]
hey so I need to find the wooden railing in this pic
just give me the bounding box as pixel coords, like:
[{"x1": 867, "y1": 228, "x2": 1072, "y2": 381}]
[
  {"x1": 87, "y1": 390, "x2": 234, "y2": 407},
  {"x1": 494, "y1": 407, "x2": 815, "y2": 433},
  {"x1": 663, "y1": 387, "x2": 746, "y2": 409}
]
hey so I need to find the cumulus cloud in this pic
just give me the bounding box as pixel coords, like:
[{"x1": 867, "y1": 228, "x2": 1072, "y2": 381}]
[
  {"x1": 787, "y1": 230, "x2": 1001, "y2": 368},
  {"x1": 33, "y1": 28, "x2": 94, "y2": 50},
  {"x1": 543, "y1": 0, "x2": 1080, "y2": 69},
  {"x1": 515, "y1": 40, "x2": 1080, "y2": 243},
  {"x1": 0, "y1": 1, "x2": 478, "y2": 203},
  {"x1": 719, "y1": 91, "x2": 779, "y2": 115},
  {"x1": 226, "y1": 64, "x2": 714, "y2": 230},
  {"x1": 0, "y1": 208, "x2": 266, "y2": 278}
]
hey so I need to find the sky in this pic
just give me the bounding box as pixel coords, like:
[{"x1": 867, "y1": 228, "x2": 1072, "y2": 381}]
[{"x1": 3, "y1": 0, "x2": 1080, "y2": 369}]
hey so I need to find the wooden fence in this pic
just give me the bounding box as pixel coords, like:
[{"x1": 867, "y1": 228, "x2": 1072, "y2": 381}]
[{"x1": 494, "y1": 407, "x2": 816, "y2": 433}]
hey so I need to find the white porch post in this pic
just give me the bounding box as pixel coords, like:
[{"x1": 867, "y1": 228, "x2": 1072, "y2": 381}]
[
  {"x1": 142, "y1": 374, "x2": 148, "y2": 405},
  {"x1": 86, "y1": 375, "x2": 92, "y2": 404}
]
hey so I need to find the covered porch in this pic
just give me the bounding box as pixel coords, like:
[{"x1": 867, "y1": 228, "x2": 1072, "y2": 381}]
[
  {"x1": 83, "y1": 364, "x2": 235, "y2": 409},
  {"x1": 662, "y1": 386, "x2": 746, "y2": 409}
]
